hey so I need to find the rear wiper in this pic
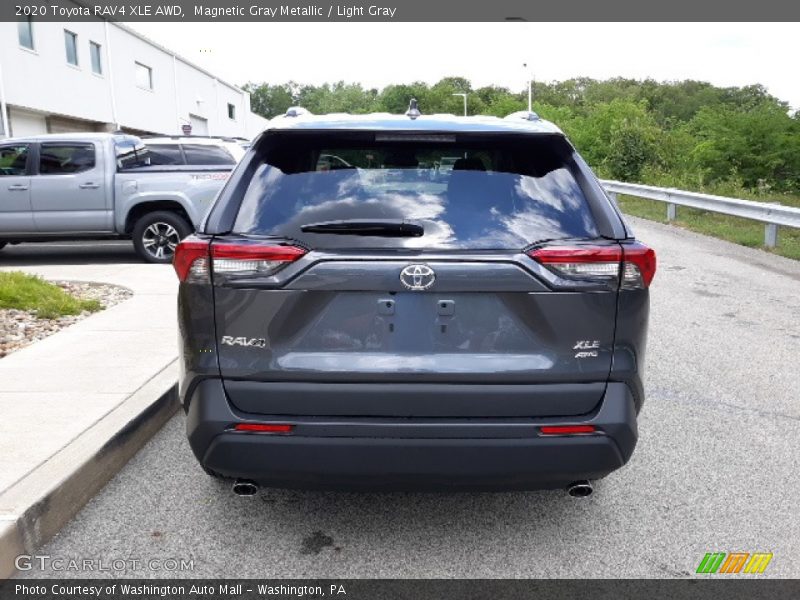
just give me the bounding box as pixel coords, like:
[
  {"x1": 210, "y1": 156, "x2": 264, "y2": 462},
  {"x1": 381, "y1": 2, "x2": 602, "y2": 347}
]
[{"x1": 300, "y1": 219, "x2": 424, "y2": 237}]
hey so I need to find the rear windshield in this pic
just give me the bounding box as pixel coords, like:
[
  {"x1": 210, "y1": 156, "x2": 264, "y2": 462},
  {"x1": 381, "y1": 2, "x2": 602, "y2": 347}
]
[{"x1": 233, "y1": 134, "x2": 599, "y2": 249}]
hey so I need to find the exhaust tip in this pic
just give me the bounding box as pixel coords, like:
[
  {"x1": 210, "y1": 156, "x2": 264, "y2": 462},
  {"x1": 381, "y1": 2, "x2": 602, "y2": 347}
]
[
  {"x1": 567, "y1": 480, "x2": 593, "y2": 498},
  {"x1": 232, "y1": 479, "x2": 259, "y2": 497}
]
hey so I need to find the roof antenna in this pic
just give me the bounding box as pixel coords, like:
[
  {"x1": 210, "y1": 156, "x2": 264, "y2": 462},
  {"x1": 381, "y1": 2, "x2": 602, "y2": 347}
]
[{"x1": 406, "y1": 98, "x2": 421, "y2": 120}]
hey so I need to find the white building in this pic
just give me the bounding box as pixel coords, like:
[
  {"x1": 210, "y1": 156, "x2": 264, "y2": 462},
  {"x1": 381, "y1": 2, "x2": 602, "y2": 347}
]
[{"x1": 0, "y1": 15, "x2": 268, "y2": 139}]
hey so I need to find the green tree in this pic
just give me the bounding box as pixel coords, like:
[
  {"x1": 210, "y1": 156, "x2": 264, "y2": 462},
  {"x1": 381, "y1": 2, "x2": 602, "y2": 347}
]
[
  {"x1": 240, "y1": 76, "x2": 800, "y2": 193},
  {"x1": 378, "y1": 82, "x2": 434, "y2": 113},
  {"x1": 689, "y1": 102, "x2": 800, "y2": 190},
  {"x1": 242, "y1": 82, "x2": 296, "y2": 119},
  {"x1": 296, "y1": 82, "x2": 379, "y2": 114},
  {"x1": 567, "y1": 99, "x2": 662, "y2": 180}
]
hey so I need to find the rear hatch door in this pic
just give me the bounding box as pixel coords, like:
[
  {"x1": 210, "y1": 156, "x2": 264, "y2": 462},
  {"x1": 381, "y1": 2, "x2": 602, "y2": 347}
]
[{"x1": 212, "y1": 131, "x2": 621, "y2": 417}]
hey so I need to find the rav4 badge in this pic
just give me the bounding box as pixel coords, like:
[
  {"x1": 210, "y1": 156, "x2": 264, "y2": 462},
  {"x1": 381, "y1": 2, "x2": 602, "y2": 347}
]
[{"x1": 220, "y1": 336, "x2": 266, "y2": 348}]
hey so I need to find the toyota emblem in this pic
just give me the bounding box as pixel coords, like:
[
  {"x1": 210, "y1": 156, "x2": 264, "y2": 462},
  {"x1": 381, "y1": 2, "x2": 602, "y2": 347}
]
[{"x1": 400, "y1": 264, "x2": 436, "y2": 291}]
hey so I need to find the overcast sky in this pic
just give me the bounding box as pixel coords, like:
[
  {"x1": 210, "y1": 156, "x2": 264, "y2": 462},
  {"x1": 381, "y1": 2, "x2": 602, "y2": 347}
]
[{"x1": 126, "y1": 22, "x2": 800, "y2": 109}]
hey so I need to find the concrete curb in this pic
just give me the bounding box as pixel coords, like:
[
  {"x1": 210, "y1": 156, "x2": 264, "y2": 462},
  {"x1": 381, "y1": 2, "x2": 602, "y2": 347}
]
[{"x1": 0, "y1": 361, "x2": 179, "y2": 579}]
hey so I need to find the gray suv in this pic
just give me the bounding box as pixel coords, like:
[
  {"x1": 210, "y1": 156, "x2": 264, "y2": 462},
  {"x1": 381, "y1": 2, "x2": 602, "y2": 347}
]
[{"x1": 175, "y1": 107, "x2": 656, "y2": 496}]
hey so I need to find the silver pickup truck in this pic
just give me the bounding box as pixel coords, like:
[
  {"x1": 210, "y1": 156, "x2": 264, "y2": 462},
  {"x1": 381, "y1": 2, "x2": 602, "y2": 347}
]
[{"x1": 0, "y1": 133, "x2": 234, "y2": 262}]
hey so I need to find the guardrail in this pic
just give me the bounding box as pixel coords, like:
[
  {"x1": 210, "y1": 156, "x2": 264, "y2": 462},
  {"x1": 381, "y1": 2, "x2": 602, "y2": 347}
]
[{"x1": 600, "y1": 180, "x2": 800, "y2": 248}]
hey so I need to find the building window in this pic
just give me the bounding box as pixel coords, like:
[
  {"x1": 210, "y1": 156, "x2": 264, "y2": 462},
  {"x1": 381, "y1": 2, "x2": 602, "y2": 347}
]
[
  {"x1": 64, "y1": 30, "x2": 78, "y2": 66},
  {"x1": 18, "y1": 18, "x2": 34, "y2": 50},
  {"x1": 135, "y1": 62, "x2": 153, "y2": 90},
  {"x1": 227, "y1": 103, "x2": 236, "y2": 120},
  {"x1": 90, "y1": 42, "x2": 102, "y2": 75}
]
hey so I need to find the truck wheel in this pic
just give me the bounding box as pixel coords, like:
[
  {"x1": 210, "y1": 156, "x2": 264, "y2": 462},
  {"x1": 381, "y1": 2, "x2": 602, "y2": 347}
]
[{"x1": 132, "y1": 211, "x2": 192, "y2": 263}]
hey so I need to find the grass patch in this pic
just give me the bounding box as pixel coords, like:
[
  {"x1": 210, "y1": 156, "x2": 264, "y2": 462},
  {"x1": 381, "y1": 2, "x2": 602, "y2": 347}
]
[
  {"x1": 618, "y1": 196, "x2": 800, "y2": 261},
  {"x1": 0, "y1": 272, "x2": 103, "y2": 319}
]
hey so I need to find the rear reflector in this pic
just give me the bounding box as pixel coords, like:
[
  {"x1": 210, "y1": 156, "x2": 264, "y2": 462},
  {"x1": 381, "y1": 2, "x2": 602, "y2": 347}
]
[
  {"x1": 234, "y1": 423, "x2": 294, "y2": 433},
  {"x1": 539, "y1": 425, "x2": 596, "y2": 436}
]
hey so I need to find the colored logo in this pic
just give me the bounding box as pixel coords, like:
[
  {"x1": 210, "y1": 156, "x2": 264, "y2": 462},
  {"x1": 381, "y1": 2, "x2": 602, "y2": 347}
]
[{"x1": 696, "y1": 552, "x2": 773, "y2": 574}]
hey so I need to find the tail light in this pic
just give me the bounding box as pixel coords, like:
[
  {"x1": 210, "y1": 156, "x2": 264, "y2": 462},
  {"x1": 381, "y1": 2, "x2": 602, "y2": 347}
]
[
  {"x1": 173, "y1": 237, "x2": 307, "y2": 283},
  {"x1": 210, "y1": 242, "x2": 307, "y2": 278},
  {"x1": 173, "y1": 237, "x2": 210, "y2": 282},
  {"x1": 528, "y1": 242, "x2": 656, "y2": 289},
  {"x1": 620, "y1": 241, "x2": 657, "y2": 289},
  {"x1": 529, "y1": 246, "x2": 622, "y2": 280}
]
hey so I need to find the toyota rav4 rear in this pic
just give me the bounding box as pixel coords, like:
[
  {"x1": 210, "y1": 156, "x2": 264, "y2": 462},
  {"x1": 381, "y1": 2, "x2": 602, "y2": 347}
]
[{"x1": 175, "y1": 108, "x2": 655, "y2": 494}]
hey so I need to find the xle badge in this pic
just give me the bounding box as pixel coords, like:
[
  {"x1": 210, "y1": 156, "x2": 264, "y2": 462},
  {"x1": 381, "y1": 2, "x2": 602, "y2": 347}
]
[{"x1": 573, "y1": 340, "x2": 599, "y2": 358}]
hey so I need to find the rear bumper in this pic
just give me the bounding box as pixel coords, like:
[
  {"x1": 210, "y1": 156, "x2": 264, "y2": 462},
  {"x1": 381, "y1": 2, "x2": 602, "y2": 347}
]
[{"x1": 185, "y1": 380, "x2": 639, "y2": 491}]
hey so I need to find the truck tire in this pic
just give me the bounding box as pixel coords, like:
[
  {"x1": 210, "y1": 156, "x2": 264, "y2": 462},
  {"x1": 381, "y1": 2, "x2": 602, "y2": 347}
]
[
  {"x1": 132, "y1": 211, "x2": 192, "y2": 263},
  {"x1": 0, "y1": 242, "x2": 6, "y2": 251}
]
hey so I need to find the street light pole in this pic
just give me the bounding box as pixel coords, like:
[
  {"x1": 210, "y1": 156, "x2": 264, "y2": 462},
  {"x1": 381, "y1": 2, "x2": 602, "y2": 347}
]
[{"x1": 452, "y1": 93, "x2": 467, "y2": 116}]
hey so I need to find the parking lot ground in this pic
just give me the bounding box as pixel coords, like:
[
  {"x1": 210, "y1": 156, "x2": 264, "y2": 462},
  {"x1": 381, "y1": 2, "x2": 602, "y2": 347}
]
[
  {"x1": 0, "y1": 242, "x2": 179, "y2": 577},
  {"x1": 0, "y1": 241, "x2": 140, "y2": 267},
  {"x1": 10, "y1": 222, "x2": 800, "y2": 578}
]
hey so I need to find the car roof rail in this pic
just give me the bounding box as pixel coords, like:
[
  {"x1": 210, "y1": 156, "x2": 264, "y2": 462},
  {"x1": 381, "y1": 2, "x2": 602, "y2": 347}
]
[{"x1": 504, "y1": 110, "x2": 541, "y2": 122}]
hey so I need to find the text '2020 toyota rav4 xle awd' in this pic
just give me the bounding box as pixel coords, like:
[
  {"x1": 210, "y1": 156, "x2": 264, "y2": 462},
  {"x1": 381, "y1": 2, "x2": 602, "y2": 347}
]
[{"x1": 174, "y1": 106, "x2": 656, "y2": 496}]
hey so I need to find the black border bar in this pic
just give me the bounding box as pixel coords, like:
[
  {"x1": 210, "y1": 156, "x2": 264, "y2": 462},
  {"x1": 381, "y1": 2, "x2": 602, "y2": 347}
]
[
  {"x1": 4, "y1": 0, "x2": 800, "y2": 22},
  {"x1": 2, "y1": 579, "x2": 800, "y2": 600}
]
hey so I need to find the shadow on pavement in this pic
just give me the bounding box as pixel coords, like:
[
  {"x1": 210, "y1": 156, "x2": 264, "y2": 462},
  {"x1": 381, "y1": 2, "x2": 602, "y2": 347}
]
[{"x1": 0, "y1": 242, "x2": 142, "y2": 266}]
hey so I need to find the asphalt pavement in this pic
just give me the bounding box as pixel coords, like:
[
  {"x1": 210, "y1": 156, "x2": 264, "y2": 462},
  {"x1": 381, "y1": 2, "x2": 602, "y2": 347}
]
[
  {"x1": 10, "y1": 223, "x2": 800, "y2": 578},
  {"x1": 0, "y1": 241, "x2": 180, "y2": 578},
  {"x1": 0, "y1": 241, "x2": 139, "y2": 266}
]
